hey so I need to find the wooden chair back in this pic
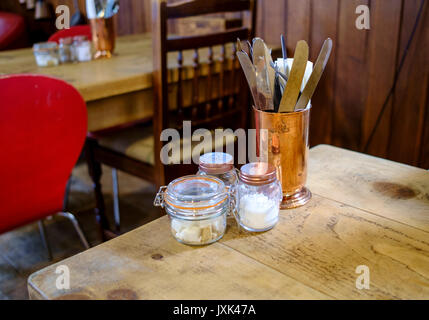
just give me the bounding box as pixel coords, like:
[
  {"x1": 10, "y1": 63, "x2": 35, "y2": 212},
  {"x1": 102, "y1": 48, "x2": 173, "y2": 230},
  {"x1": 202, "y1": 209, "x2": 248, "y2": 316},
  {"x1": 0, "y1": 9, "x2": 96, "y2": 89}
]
[{"x1": 152, "y1": 0, "x2": 257, "y2": 184}]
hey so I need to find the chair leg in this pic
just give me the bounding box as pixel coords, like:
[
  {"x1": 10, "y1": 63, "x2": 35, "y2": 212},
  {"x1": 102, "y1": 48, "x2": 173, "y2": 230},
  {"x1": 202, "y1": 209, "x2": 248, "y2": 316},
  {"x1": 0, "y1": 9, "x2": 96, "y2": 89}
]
[
  {"x1": 85, "y1": 139, "x2": 111, "y2": 241},
  {"x1": 58, "y1": 212, "x2": 90, "y2": 249},
  {"x1": 38, "y1": 220, "x2": 53, "y2": 261},
  {"x1": 111, "y1": 168, "x2": 121, "y2": 233},
  {"x1": 63, "y1": 175, "x2": 72, "y2": 210}
]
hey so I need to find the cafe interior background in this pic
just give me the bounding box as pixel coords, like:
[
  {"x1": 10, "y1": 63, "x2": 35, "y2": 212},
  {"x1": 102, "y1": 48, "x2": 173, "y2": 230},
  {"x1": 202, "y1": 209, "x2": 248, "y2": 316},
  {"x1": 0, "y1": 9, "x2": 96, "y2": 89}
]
[{"x1": 0, "y1": 0, "x2": 428, "y2": 300}]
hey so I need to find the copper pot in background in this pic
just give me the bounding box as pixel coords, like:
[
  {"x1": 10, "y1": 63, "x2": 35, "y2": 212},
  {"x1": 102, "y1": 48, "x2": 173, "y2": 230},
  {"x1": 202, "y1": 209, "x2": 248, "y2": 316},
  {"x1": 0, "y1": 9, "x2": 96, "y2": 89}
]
[
  {"x1": 254, "y1": 105, "x2": 312, "y2": 209},
  {"x1": 90, "y1": 17, "x2": 116, "y2": 59}
]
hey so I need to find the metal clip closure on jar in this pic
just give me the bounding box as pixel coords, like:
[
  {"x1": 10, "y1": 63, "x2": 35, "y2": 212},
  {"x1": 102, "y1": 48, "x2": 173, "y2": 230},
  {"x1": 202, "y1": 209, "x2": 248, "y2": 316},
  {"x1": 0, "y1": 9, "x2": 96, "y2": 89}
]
[
  {"x1": 154, "y1": 175, "x2": 231, "y2": 245},
  {"x1": 237, "y1": 163, "x2": 282, "y2": 232}
]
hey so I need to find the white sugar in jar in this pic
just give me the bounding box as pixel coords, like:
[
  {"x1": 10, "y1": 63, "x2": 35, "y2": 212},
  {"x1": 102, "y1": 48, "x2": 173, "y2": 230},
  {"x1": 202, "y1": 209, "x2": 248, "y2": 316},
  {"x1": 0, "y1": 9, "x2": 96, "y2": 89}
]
[
  {"x1": 154, "y1": 175, "x2": 230, "y2": 245},
  {"x1": 237, "y1": 163, "x2": 282, "y2": 232}
]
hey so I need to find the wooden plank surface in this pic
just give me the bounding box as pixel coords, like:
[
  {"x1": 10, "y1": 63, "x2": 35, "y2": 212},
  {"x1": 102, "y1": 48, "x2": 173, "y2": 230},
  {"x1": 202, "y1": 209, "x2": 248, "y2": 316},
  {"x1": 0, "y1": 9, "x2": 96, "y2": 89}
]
[
  {"x1": 28, "y1": 145, "x2": 429, "y2": 299},
  {"x1": 223, "y1": 194, "x2": 429, "y2": 299},
  {"x1": 28, "y1": 217, "x2": 328, "y2": 300},
  {"x1": 308, "y1": 145, "x2": 429, "y2": 232}
]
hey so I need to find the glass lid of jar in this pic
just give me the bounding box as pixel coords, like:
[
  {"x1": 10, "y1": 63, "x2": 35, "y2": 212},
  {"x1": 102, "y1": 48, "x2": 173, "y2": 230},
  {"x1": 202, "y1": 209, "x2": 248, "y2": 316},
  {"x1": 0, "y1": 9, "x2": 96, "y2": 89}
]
[{"x1": 165, "y1": 175, "x2": 228, "y2": 217}]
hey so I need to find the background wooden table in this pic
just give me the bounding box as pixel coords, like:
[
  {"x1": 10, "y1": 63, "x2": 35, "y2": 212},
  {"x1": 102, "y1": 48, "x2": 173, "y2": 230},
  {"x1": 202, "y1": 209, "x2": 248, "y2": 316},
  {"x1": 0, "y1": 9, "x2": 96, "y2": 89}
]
[
  {"x1": 0, "y1": 34, "x2": 281, "y2": 132},
  {"x1": 27, "y1": 145, "x2": 429, "y2": 299}
]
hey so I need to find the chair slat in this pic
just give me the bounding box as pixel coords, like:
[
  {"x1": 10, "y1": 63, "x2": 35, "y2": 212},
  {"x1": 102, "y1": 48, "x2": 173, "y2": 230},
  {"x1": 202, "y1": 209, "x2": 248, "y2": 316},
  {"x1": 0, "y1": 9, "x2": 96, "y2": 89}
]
[
  {"x1": 217, "y1": 44, "x2": 226, "y2": 112},
  {"x1": 191, "y1": 49, "x2": 200, "y2": 120},
  {"x1": 177, "y1": 50, "x2": 184, "y2": 124},
  {"x1": 167, "y1": 0, "x2": 251, "y2": 19},
  {"x1": 205, "y1": 46, "x2": 214, "y2": 118},
  {"x1": 228, "y1": 42, "x2": 237, "y2": 109},
  {"x1": 166, "y1": 27, "x2": 249, "y2": 51}
]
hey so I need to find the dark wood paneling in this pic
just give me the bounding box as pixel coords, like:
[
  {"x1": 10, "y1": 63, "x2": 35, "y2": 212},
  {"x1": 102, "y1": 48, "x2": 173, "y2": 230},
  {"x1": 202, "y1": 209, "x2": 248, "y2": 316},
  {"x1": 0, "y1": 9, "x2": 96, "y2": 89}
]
[
  {"x1": 308, "y1": 0, "x2": 339, "y2": 146},
  {"x1": 2, "y1": 0, "x2": 428, "y2": 168},
  {"x1": 388, "y1": 0, "x2": 428, "y2": 167},
  {"x1": 361, "y1": 0, "x2": 402, "y2": 158},
  {"x1": 332, "y1": 0, "x2": 369, "y2": 150}
]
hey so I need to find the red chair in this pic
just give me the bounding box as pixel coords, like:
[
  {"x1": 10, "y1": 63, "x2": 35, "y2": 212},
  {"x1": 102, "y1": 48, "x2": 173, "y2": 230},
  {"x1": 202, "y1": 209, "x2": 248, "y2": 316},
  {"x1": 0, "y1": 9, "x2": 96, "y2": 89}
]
[
  {"x1": 0, "y1": 74, "x2": 90, "y2": 258},
  {"x1": 48, "y1": 25, "x2": 92, "y2": 43},
  {"x1": 0, "y1": 11, "x2": 27, "y2": 51}
]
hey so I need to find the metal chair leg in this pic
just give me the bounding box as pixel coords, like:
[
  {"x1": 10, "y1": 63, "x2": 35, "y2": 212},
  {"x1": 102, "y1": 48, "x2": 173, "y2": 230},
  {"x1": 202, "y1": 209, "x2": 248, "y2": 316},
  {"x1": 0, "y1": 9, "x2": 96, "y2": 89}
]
[
  {"x1": 63, "y1": 175, "x2": 73, "y2": 210},
  {"x1": 38, "y1": 220, "x2": 53, "y2": 261},
  {"x1": 112, "y1": 168, "x2": 121, "y2": 233},
  {"x1": 58, "y1": 212, "x2": 90, "y2": 249}
]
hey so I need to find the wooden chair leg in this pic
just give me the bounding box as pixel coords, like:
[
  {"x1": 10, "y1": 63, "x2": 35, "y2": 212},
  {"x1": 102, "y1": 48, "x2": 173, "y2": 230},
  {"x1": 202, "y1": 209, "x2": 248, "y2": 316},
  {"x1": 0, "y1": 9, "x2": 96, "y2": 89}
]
[{"x1": 85, "y1": 139, "x2": 111, "y2": 242}]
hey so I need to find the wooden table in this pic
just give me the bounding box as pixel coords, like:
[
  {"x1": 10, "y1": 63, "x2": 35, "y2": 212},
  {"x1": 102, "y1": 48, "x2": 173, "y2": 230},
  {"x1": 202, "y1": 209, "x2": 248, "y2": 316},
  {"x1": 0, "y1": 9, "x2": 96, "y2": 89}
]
[
  {"x1": 27, "y1": 145, "x2": 429, "y2": 299},
  {"x1": 0, "y1": 34, "x2": 281, "y2": 132}
]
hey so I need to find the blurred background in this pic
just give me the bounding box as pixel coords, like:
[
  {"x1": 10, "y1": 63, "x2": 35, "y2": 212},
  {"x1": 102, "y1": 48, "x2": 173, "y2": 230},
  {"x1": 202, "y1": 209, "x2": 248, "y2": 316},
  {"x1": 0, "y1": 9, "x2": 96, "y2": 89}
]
[{"x1": 1, "y1": 0, "x2": 428, "y2": 168}]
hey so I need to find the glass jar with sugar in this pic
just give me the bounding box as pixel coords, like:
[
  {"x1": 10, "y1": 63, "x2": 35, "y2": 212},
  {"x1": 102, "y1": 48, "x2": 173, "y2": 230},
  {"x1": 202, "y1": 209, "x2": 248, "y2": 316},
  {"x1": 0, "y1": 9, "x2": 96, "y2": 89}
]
[
  {"x1": 154, "y1": 175, "x2": 231, "y2": 245},
  {"x1": 236, "y1": 162, "x2": 282, "y2": 232}
]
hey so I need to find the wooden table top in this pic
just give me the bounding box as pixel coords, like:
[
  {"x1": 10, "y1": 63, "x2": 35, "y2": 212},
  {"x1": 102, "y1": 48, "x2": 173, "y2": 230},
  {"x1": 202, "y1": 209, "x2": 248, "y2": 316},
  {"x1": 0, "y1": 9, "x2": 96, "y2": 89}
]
[
  {"x1": 0, "y1": 33, "x2": 280, "y2": 103},
  {"x1": 0, "y1": 34, "x2": 157, "y2": 102},
  {"x1": 27, "y1": 145, "x2": 429, "y2": 300}
]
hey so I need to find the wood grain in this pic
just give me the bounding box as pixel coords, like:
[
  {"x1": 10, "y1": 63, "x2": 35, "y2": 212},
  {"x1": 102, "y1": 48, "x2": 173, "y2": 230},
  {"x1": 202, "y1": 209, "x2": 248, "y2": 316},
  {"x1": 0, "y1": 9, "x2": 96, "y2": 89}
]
[
  {"x1": 309, "y1": 0, "x2": 338, "y2": 146},
  {"x1": 308, "y1": 145, "x2": 429, "y2": 232},
  {"x1": 361, "y1": 0, "x2": 402, "y2": 158},
  {"x1": 28, "y1": 216, "x2": 328, "y2": 300},
  {"x1": 28, "y1": 145, "x2": 429, "y2": 299},
  {"x1": 222, "y1": 194, "x2": 429, "y2": 299},
  {"x1": 388, "y1": 0, "x2": 429, "y2": 166}
]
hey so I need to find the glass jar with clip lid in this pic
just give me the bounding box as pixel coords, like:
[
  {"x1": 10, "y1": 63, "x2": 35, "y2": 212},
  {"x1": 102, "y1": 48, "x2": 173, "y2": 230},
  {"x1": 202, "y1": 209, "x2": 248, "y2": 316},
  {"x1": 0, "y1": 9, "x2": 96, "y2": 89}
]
[{"x1": 154, "y1": 175, "x2": 234, "y2": 245}]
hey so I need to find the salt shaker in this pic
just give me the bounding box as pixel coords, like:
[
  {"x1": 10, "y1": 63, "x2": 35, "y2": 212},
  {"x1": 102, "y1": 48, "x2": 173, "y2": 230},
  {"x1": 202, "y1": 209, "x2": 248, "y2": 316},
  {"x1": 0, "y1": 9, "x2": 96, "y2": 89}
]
[
  {"x1": 197, "y1": 152, "x2": 238, "y2": 187},
  {"x1": 236, "y1": 162, "x2": 282, "y2": 232}
]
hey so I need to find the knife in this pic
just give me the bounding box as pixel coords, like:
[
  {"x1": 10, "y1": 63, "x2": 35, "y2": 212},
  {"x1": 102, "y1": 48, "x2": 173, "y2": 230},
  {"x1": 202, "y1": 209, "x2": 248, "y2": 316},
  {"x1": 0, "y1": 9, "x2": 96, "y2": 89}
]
[
  {"x1": 253, "y1": 38, "x2": 275, "y2": 106},
  {"x1": 237, "y1": 51, "x2": 259, "y2": 107},
  {"x1": 295, "y1": 38, "x2": 333, "y2": 110},
  {"x1": 278, "y1": 40, "x2": 309, "y2": 113}
]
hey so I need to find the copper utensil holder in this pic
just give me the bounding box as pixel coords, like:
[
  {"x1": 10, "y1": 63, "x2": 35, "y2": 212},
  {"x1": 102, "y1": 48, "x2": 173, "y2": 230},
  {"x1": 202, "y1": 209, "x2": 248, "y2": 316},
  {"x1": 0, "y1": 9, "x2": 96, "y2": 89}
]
[
  {"x1": 254, "y1": 105, "x2": 311, "y2": 209},
  {"x1": 90, "y1": 17, "x2": 116, "y2": 59}
]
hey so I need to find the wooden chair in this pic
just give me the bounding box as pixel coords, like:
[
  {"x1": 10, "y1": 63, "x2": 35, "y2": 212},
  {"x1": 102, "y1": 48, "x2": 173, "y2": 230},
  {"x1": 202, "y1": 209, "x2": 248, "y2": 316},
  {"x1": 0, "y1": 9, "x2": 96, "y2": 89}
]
[{"x1": 85, "y1": 0, "x2": 257, "y2": 240}]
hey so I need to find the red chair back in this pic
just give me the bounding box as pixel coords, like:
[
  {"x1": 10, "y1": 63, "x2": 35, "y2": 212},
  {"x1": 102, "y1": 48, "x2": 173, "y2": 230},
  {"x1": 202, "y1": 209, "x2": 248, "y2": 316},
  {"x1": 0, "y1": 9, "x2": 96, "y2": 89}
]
[
  {"x1": 0, "y1": 11, "x2": 27, "y2": 50},
  {"x1": 48, "y1": 25, "x2": 92, "y2": 43},
  {"x1": 0, "y1": 75, "x2": 87, "y2": 233}
]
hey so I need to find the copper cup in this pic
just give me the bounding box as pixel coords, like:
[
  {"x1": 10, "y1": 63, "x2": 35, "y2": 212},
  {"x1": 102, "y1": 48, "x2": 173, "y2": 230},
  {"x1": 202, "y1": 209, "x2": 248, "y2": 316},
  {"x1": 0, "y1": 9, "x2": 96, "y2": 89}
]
[
  {"x1": 90, "y1": 17, "x2": 116, "y2": 59},
  {"x1": 254, "y1": 105, "x2": 311, "y2": 209}
]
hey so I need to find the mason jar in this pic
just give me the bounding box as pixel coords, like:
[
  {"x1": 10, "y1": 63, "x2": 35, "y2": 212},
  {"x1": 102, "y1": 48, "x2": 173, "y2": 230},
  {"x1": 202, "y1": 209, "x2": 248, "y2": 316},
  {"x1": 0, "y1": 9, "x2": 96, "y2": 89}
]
[
  {"x1": 33, "y1": 42, "x2": 59, "y2": 67},
  {"x1": 236, "y1": 163, "x2": 282, "y2": 232},
  {"x1": 197, "y1": 152, "x2": 238, "y2": 187},
  {"x1": 154, "y1": 175, "x2": 231, "y2": 245}
]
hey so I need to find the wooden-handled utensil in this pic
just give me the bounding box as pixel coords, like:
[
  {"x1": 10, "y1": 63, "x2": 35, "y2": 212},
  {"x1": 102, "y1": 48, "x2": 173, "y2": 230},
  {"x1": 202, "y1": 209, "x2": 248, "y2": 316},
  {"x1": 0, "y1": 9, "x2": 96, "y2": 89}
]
[
  {"x1": 295, "y1": 38, "x2": 333, "y2": 110},
  {"x1": 237, "y1": 51, "x2": 259, "y2": 107},
  {"x1": 253, "y1": 38, "x2": 275, "y2": 103},
  {"x1": 278, "y1": 40, "x2": 309, "y2": 113}
]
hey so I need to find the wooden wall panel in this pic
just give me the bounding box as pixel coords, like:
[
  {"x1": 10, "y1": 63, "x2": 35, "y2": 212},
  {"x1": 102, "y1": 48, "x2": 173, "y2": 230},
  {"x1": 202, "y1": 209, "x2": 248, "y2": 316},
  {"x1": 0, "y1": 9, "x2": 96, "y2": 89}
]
[
  {"x1": 361, "y1": 0, "x2": 402, "y2": 158},
  {"x1": 308, "y1": 0, "x2": 339, "y2": 146},
  {"x1": 332, "y1": 0, "x2": 369, "y2": 150},
  {"x1": 388, "y1": 0, "x2": 428, "y2": 166}
]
